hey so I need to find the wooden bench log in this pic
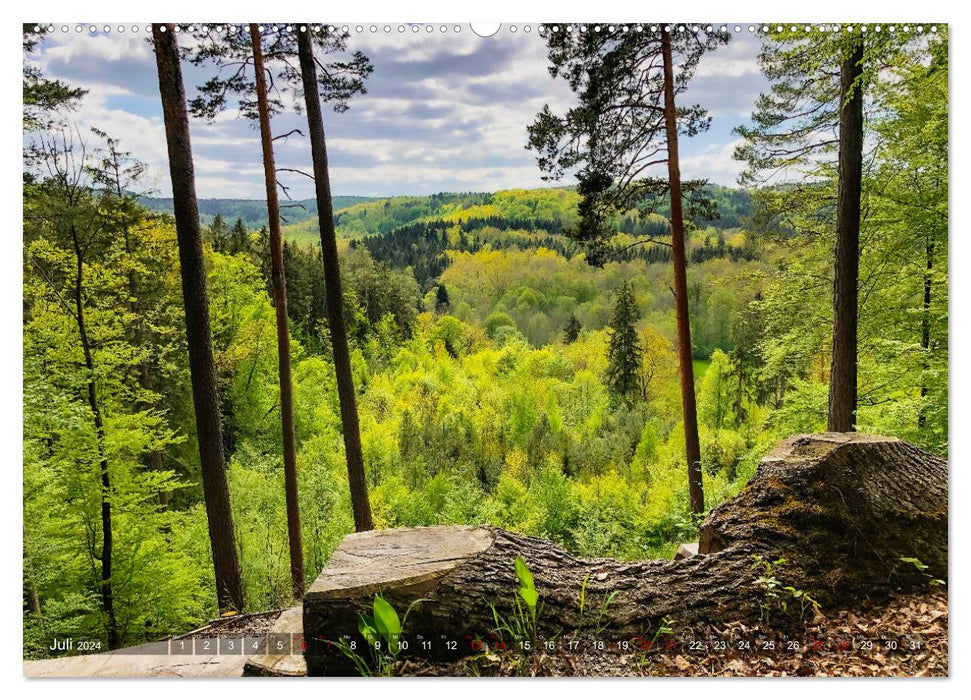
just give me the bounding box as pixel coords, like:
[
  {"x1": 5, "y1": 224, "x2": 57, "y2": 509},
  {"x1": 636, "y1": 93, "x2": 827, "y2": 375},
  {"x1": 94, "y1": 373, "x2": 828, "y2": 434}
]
[{"x1": 304, "y1": 433, "x2": 947, "y2": 675}]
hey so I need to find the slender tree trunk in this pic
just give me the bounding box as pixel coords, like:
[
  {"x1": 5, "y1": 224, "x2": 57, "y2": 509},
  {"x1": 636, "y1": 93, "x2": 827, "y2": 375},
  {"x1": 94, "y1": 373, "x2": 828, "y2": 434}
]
[
  {"x1": 828, "y1": 39, "x2": 864, "y2": 432},
  {"x1": 296, "y1": 28, "x2": 373, "y2": 531},
  {"x1": 23, "y1": 530, "x2": 42, "y2": 616},
  {"x1": 733, "y1": 370, "x2": 745, "y2": 429},
  {"x1": 153, "y1": 24, "x2": 244, "y2": 612},
  {"x1": 661, "y1": 30, "x2": 704, "y2": 516},
  {"x1": 69, "y1": 225, "x2": 119, "y2": 648},
  {"x1": 917, "y1": 233, "x2": 934, "y2": 429},
  {"x1": 250, "y1": 24, "x2": 305, "y2": 598}
]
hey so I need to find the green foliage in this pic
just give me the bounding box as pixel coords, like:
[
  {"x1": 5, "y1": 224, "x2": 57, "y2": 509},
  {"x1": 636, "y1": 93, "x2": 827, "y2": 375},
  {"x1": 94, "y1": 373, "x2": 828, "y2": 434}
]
[
  {"x1": 336, "y1": 594, "x2": 423, "y2": 677},
  {"x1": 515, "y1": 556, "x2": 539, "y2": 621},
  {"x1": 899, "y1": 557, "x2": 945, "y2": 588},
  {"x1": 751, "y1": 555, "x2": 820, "y2": 625},
  {"x1": 22, "y1": 29, "x2": 948, "y2": 650},
  {"x1": 22, "y1": 27, "x2": 86, "y2": 131},
  {"x1": 699, "y1": 349, "x2": 734, "y2": 431},
  {"x1": 491, "y1": 556, "x2": 543, "y2": 648}
]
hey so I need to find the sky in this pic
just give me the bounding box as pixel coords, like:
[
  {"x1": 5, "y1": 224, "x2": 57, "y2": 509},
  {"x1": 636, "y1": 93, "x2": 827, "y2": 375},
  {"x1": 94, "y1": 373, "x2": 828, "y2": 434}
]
[{"x1": 27, "y1": 24, "x2": 771, "y2": 200}]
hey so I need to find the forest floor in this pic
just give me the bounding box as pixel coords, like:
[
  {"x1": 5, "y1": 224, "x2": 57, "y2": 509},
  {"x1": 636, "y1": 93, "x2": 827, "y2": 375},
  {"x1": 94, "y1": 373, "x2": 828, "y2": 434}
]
[
  {"x1": 400, "y1": 589, "x2": 948, "y2": 677},
  {"x1": 24, "y1": 590, "x2": 945, "y2": 677},
  {"x1": 173, "y1": 609, "x2": 284, "y2": 640}
]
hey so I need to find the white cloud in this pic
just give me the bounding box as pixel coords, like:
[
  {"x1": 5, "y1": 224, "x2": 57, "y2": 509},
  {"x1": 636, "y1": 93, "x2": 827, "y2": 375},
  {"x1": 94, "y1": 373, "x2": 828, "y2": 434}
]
[
  {"x1": 680, "y1": 139, "x2": 746, "y2": 187},
  {"x1": 27, "y1": 29, "x2": 767, "y2": 198}
]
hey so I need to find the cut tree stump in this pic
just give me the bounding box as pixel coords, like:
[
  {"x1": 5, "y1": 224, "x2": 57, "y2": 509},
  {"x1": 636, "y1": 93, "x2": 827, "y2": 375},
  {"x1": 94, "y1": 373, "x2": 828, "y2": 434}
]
[
  {"x1": 242, "y1": 606, "x2": 306, "y2": 677},
  {"x1": 304, "y1": 433, "x2": 947, "y2": 675}
]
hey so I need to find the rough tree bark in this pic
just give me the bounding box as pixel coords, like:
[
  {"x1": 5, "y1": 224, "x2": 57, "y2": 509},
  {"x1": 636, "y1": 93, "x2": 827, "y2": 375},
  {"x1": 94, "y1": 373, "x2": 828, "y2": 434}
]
[
  {"x1": 153, "y1": 24, "x2": 244, "y2": 612},
  {"x1": 828, "y1": 38, "x2": 864, "y2": 432},
  {"x1": 661, "y1": 29, "x2": 704, "y2": 515},
  {"x1": 304, "y1": 433, "x2": 946, "y2": 675},
  {"x1": 296, "y1": 27, "x2": 373, "y2": 532},
  {"x1": 250, "y1": 23, "x2": 305, "y2": 599}
]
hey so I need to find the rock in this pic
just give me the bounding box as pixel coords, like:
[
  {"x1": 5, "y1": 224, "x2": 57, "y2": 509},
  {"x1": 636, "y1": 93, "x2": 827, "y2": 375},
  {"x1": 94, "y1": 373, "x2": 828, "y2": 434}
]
[{"x1": 674, "y1": 542, "x2": 699, "y2": 560}]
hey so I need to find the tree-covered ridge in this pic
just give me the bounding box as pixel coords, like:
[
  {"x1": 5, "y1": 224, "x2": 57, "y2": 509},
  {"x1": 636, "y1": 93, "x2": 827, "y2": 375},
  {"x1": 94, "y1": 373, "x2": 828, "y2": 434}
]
[
  {"x1": 138, "y1": 195, "x2": 379, "y2": 230},
  {"x1": 335, "y1": 185, "x2": 752, "y2": 237},
  {"x1": 139, "y1": 185, "x2": 755, "y2": 246}
]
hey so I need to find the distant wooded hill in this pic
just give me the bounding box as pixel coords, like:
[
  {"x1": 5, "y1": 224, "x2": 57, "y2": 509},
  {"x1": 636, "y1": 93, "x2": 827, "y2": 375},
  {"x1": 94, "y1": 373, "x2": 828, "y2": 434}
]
[
  {"x1": 138, "y1": 184, "x2": 754, "y2": 244},
  {"x1": 137, "y1": 195, "x2": 381, "y2": 230}
]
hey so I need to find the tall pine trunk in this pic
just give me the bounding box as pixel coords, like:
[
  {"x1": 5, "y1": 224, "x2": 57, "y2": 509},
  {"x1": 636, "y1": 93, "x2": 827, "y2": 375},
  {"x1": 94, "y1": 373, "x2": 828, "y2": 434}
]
[
  {"x1": 661, "y1": 30, "x2": 704, "y2": 516},
  {"x1": 297, "y1": 28, "x2": 373, "y2": 531},
  {"x1": 250, "y1": 24, "x2": 305, "y2": 598},
  {"x1": 828, "y1": 38, "x2": 864, "y2": 432},
  {"x1": 153, "y1": 24, "x2": 245, "y2": 612}
]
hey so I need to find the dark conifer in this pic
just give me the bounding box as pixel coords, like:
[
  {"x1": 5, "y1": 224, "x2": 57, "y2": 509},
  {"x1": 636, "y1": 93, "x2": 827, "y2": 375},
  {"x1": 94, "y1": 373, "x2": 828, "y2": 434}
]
[
  {"x1": 564, "y1": 314, "x2": 582, "y2": 343},
  {"x1": 606, "y1": 282, "x2": 644, "y2": 403}
]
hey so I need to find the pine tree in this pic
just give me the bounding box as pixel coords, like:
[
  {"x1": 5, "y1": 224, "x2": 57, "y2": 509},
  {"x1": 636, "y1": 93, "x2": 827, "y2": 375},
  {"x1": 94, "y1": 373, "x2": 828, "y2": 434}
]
[
  {"x1": 734, "y1": 28, "x2": 915, "y2": 432},
  {"x1": 435, "y1": 284, "x2": 451, "y2": 313},
  {"x1": 229, "y1": 218, "x2": 249, "y2": 255},
  {"x1": 297, "y1": 27, "x2": 373, "y2": 531},
  {"x1": 249, "y1": 23, "x2": 304, "y2": 598},
  {"x1": 206, "y1": 213, "x2": 226, "y2": 251},
  {"x1": 606, "y1": 282, "x2": 644, "y2": 403},
  {"x1": 22, "y1": 26, "x2": 86, "y2": 131},
  {"x1": 564, "y1": 313, "x2": 582, "y2": 343},
  {"x1": 152, "y1": 24, "x2": 244, "y2": 612},
  {"x1": 529, "y1": 24, "x2": 723, "y2": 514}
]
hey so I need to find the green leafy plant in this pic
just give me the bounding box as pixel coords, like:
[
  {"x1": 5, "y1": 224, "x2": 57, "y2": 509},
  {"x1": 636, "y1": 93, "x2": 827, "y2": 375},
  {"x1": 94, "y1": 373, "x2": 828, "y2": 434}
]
[
  {"x1": 900, "y1": 557, "x2": 945, "y2": 587},
  {"x1": 652, "y1": 616, "x2": 676, "y2": 646},
  {"x1": 634, "y1": 615, "x2": 676, "y2": 666},
  {"x1": 578, "y1": 573, "x2": 589, "y2": 625},
  {"x1": 576, "y1": 574, "x2": 623, "y2": 635},
  {"x1": 516, "y1": 555, "x2": 539, "y2": 632},
  {"x1": 334, "y1": 594, "x2": 424, "y2": 677},
  {"x1": 490, "y1": 555, "x2": 544, "y2": 649},
  {"x1": 594, "y1": 590, "x2": 620, "y2": 634},
  {"x1": 751, "y1": 555, "x2": 820, "y2": 624}
]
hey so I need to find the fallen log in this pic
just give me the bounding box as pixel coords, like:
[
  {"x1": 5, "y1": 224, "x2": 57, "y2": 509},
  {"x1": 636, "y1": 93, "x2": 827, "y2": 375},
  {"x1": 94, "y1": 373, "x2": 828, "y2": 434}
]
[{"x1": 304, "y1": 433, "x2": 947, "y2": 675}]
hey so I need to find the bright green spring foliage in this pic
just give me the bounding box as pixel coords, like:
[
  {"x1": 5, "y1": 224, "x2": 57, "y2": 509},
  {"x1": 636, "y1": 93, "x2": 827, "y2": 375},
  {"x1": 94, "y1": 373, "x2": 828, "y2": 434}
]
[{"x1": 23, "y1": 31, "x2": 948, "y2": 652}]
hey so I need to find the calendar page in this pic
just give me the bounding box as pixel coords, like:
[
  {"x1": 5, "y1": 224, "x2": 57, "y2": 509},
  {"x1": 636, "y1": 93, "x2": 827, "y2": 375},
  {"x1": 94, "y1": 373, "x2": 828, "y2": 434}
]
[{"x1": 21, "y1": 18, "x2": 949, "y2": 680}]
